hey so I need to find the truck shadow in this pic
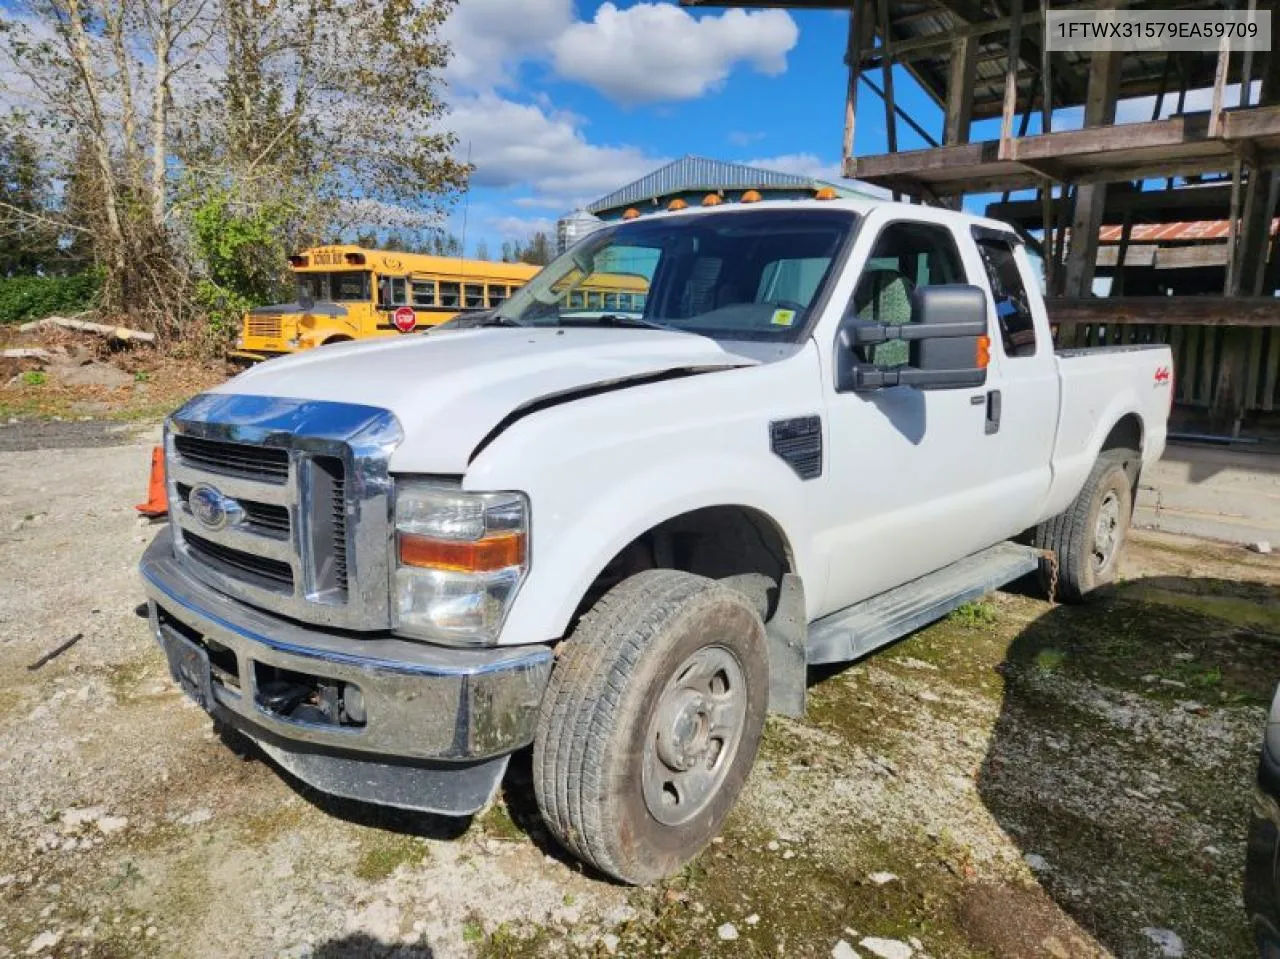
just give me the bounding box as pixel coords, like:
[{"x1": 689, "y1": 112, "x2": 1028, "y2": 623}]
[
  {"x1": 973, "y1": 572, "x2": 1278, "y2": 956},
  {"x1": 309, "y1": 933, "x2": 434, "y2": 957}
]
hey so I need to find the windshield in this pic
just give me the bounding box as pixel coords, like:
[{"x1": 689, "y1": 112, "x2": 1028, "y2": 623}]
[
  {"x1": 494, "y1": 208, "x2": 856, "y2": 341},
  {"x1": 296, "y1": 271, "x2": 371, "y2": 303}
]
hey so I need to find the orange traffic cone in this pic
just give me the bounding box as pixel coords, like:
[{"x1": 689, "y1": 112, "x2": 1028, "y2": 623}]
[{"x1": 135, "y1": 445, "x2": 168, "y2": 518}]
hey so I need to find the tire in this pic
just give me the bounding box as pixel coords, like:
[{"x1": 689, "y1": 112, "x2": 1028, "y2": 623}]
[
  {"x1": 1032, "y1": 450, "x2": 1136, "y2": 603},
  {"x1": 534, "y1": 569, "x2": 769, "y2": 885}
]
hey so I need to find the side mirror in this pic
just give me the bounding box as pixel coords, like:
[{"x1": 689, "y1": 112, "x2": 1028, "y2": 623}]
[{"x1": 838, "y1": 284, "x2": 990, "y2": 391}]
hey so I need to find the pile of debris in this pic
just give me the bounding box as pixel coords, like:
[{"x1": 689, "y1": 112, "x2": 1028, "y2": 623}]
[{"x1": 1, "y1": 313, "x2": 155, "y2": 390}]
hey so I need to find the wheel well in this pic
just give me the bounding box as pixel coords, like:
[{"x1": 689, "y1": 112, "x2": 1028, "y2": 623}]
[
  {"x1": 323, "y1": 335, "x2": 353, "y2": 345},
  {"x1": 1100, "y1": 412, "x2": 1144, "y2": 495},
  {"x1": 1100, "y1": 413, "x2": 1142, "y2": 457},
  {"x1": 572, "y1": 506, "x2": 792, "y2": 626}
]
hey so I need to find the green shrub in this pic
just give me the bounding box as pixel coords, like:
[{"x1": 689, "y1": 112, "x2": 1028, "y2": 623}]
[
  {"x1": 20, "y1": 370, "x2": 47, "y2": 386},
  {"x1": 0, "y1": 272, "x2": 101, "y2": 325}
]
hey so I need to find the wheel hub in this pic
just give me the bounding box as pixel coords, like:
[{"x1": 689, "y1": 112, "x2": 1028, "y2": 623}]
[
  {"x1": 642, "y1": 645, "x2": 747, "y2": 826},
  {"x1": 656, "y1": 690, "x2": 711, "y2": 771},
  {"x1": 1093, "y1": 490, "x2": 1121, "y2": 570}
]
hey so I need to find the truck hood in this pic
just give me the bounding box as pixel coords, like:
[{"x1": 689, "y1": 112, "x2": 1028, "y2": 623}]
[{"x1": 217, "y1": 327, "x2": 759, "y2": 472}]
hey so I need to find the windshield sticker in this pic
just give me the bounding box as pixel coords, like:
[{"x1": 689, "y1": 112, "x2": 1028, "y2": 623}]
[{"x1": 771, "y1": 309, "x2": 797, "y2": 327}]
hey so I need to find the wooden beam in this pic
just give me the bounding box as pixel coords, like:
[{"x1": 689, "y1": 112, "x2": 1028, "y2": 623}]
[
  {"x1": 999, "y1": 0, "x2": 1024, "y2": 158},
  {"x1": 842, "y1": 0, "x2": 864, "y2": 170},
  {"x1": 876, "y1": 0, "x2": 898, "y2": 199},
  {"x1": 945, "y1": 34, "x2": 978, "y2": 146},
  {"x1": 1047, "y1": 296, "x2": 1280, "y2": 327},
  {"x1": 1063, "y1": 50, "x2": 1121, "y2": 296},
  {"x1": 860, "y1": 75, "x2": 940, "y2": 147}
]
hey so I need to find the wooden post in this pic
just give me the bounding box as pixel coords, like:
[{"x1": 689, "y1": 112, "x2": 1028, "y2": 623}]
[
  {"x1": 1039, "y1": 0, "x2": 1055, "y2": 294},
  {"x1": 1063, "y1": 51, "x2": 1120, "y2": 297},
  {"x1": 1210, "y1": 32, "x2": 1231, "y2": 138},
  {"x1": 944, "y1": 34, "x2": 977, "y2": 146},
  {"x1": 842, "y1": 0, "x2": 864, "y2": 174},
  {"x1": 999, "y1": 0, "x2": 1024, "y2": 159},
  {"x1": 876, "y1": 0, "x2": 899, "y2": 199}
]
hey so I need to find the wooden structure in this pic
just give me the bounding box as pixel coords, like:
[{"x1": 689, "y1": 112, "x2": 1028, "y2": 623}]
[{"x1": 683, "y1": 0, "x2": 1280, "y2": 435}]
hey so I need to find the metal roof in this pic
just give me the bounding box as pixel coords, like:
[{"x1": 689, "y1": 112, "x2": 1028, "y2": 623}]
[{"x1": 586, "y1": 155, "x2": 853, "y2": 214}]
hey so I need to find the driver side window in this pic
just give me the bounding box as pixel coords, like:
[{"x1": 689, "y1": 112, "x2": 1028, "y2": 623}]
[{"x1": 850, "y1": 221, "x2": 966, "y2": 367}]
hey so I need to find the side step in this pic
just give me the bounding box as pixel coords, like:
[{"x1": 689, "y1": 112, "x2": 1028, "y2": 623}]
[{"x1": 806, "y1": 542, "x2": 1041, "y2": 666}]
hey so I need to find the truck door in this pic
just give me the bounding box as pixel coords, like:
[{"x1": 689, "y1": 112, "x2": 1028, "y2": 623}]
[
  {"x1": 964, "y1": 228, "x2": 1059, "y2": 534},
  {"x1": 819, "y1": 216, "x2": 1026, "y2": 613}
]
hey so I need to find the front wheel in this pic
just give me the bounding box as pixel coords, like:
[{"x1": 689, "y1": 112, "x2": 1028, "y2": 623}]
[
  {"x1": 533, "y1": 569, "x2": 769, "y2": 884},
  {"x1": 1033, "y1": 450, "x2": 1136, "y2": 603}
]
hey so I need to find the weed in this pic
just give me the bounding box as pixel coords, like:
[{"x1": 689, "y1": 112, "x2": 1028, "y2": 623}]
[
  {"x1": 134, "y1": 370, "x2": 151, "y2": 383},
  {"x1": 1034, "y1": 648, "x2": 1067, "y2": 673},
  {"x1": 950, "y1": 600, "x2": 998, "y2": 628},
  {"x1": 352, "y1": 834, "x2": 427, "y2": 882},
  {"x1": 20, "y1": 370, "x2": 47, "y2": 387},
  {"x1": 462, "y1": 919, "x2": 484, "y2": 943}
]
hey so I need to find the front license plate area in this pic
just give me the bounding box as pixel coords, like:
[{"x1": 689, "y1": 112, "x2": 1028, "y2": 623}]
[{"x1": 162, "y1": 629, "x2": 214, "y2": 711}]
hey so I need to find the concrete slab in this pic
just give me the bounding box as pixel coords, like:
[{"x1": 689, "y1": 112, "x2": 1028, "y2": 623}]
[{"x1": 1135, "y1": 442, "x2": 1280, "y2": 546}]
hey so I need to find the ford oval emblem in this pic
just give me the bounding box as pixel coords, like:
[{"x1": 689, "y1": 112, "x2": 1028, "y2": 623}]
[{"x1": 188, "y1": 484, "x2": 244, "y2": 532}]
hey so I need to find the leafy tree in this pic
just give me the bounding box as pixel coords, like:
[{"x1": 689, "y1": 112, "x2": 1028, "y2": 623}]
[
  {"x1": 0, "y1": 126, "x2": 59, "y2": 276},
  {"x1": 521, "y1": 232, "x2": 553, "y2": 266}
]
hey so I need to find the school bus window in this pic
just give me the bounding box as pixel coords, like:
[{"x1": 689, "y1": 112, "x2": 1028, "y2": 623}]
[
  {"x1": 635, "y1": 293, "x2": 647, "y2": 310},
  {"x1": 603, "y1": 292, "x2": 618, "y2": 310},
  {"x1": 379, "y1": 276, "x2": 408, "y2": 307},
  {"x1": 587, "y1": 291, "x2": 603, "y2": 309},
  {"x1": 487, "y1": 285, "x2": 507, "y2": 307},
  {"x1": 618, "y1": 293, "x2": 632, "y2": 311},
  {"x1": 464, "y1": 283, "x2": 485, "y2": 309},
  {"x1": 568, "y1": 290, "x2": 584, "y2": 309},
  {"x1": 440, "y1": 282, "x2": 460, "y2": 308},
  {"x1": 411, "y1": 280, "x2": 436, "y2": 307}
]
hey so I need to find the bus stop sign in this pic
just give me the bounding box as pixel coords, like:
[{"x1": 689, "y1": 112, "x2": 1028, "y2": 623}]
[{"x1": 393, "y1": 306, "x2": 417, "y2": 333}]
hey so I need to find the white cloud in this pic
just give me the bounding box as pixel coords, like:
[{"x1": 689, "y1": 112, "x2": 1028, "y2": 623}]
[
  {"x1": 747, "y1": 153, "x2": 892, "y2": 198},
  {"x1": 550, "y1": 3, "x2": 798, "y2": 105},
  {"x1": 440, "y1": 0, "x2": 574, "y2": 92},
  {"x1": 447, "y1": 94, "x2": 666, "y2": 209},
  {"x1": 747, "y1": 152, "x2": 845, "y2": 184},
  {"x1": 487, "y1": 214, "x2": 557, "y2": 239}
]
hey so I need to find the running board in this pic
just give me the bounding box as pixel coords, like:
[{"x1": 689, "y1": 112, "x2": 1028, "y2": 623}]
[{"x1": 806, "y1": 542, "x2": 1041, "y2": 666}]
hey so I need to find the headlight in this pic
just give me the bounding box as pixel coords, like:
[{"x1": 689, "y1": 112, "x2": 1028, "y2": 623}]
[{"x1": 393, "y1": 479, "x2": 529, "y2": 645}]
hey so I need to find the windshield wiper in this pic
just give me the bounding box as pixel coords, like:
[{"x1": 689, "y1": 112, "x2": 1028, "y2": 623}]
[{"x1": 586, "y1": 314, "x2": 671, "y2": 331}]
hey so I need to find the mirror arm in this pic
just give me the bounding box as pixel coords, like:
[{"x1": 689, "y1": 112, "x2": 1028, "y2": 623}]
[{"x1": 850, "y1": 320, "x2": 987, "y2": 345}]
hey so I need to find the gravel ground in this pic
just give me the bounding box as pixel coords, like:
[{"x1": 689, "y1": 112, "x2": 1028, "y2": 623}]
[{"x1": 0, "y1": 424, "x2": 1274, "y2": 958}]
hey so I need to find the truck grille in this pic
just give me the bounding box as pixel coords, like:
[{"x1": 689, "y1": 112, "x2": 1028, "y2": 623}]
[
  {"x1": 184, "y1": 531, "x2": 295, "y2": 591},
  {"x1": 165, "y1": 394, "x2": 400, "y2": 631},
  {"x1": 247, "y1": 315, "x2": 284, "y2": 339},
  {"x1": 174, "y1": 435, "x2": 289, "y2": 484},
  {"x1": 175, "y1": 482, "x2": 290, "y2": 538}
]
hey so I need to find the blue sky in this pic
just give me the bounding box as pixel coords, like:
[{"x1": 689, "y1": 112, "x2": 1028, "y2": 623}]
[
  {"x1": 440, "y1": 2, "x2": 905, "y2": 255},
  {"x1": 436, "y1": 0, "x2": 1249, "y2": 257}
]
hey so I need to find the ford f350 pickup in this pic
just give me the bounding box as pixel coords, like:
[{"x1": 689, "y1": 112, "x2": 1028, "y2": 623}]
[{"x1": 141, "y1": 198, "x2": 1172, "y2": 883}]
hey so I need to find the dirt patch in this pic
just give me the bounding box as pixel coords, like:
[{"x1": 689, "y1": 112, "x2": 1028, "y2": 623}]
[{"x1": 0, "y1": 450, "x2": 1270, "y2": 958}]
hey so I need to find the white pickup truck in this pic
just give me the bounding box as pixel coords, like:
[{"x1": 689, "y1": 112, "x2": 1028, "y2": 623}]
[{"x1": 141, "y1": 197, "x2": 1172, "y2": 884}]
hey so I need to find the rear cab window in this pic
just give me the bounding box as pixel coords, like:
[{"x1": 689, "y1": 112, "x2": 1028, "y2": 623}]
[{"x1": 972, "y1": 228, "x2": 1038, "y2": 358}]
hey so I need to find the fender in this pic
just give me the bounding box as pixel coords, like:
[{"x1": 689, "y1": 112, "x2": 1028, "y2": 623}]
[{"x1": 1043, "y1": 385, "x2": 1145, "y2": 518}]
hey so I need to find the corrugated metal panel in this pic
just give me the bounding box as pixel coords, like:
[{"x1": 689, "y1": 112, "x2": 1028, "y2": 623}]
[{"x1": 587, "y1": 155, "x2": 835, "y2": 214}]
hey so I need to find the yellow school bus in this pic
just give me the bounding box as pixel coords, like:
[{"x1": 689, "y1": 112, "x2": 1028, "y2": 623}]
[{"x1": 232, "y1": 245, "x2": 542, "y2": 359}]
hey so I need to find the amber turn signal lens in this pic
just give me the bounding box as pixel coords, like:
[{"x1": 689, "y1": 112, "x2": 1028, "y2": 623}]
[
  {"x1": 976, "y1": 335, "x2": 991, "y2": 369},
  {"x1": 399, "y1": 532, "x2": 526, "y2": 572}
]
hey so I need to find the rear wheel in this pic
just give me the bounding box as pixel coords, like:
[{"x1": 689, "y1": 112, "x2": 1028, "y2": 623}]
[
  {"x1": 1033, "y1": 450, "x2": 1135, "y2": 602},
  {"x1": 533, "y1": 569, "x2": 769, "y2": 884}
]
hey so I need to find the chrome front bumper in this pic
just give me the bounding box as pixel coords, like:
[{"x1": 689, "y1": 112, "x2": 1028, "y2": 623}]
[{"x1": 140, "y1": 528, "x2": 553, "y2": 813}]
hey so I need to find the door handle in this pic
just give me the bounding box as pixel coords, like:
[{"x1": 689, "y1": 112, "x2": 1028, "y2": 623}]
[{"x1": 984, "y1": 389, "x2": 1002, "y2": 435}]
